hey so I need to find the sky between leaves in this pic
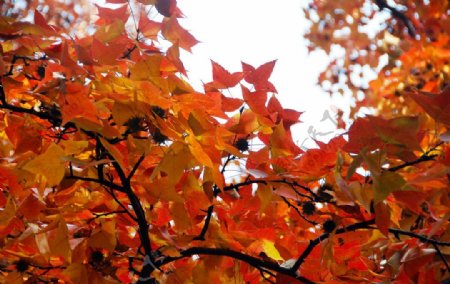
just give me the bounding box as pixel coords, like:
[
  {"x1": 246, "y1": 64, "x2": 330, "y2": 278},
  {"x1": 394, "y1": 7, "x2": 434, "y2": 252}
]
[{"x1": 177, "y1": 0, "x2": 339, "y2": 148}]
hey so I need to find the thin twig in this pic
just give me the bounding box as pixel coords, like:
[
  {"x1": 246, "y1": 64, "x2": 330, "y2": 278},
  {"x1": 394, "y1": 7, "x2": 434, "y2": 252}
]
[
  {"x1": 88, "y1": 210, "x2": 129, "y2": 223},
  {"x1": 374, "y1": 0, "x2": 416, "y2": 37},
  {"x1": 102, "y1": 186, "x2": 138, "y2": 222},
  {"x1": 388, "y1": 143, "x2": 442, "y2": 172},
  {"x1": 290, "y1": 219, "x2": 376, "y2": 272},
  {"x1": 194, "y1": 154, "x2": 236, "y2": 240},
  {"x1": 280, "y1": 196, "x2": 318, "y2": 225},
  {"x1": 66, "y1": 175, "x2": 125, "y2": 192}
]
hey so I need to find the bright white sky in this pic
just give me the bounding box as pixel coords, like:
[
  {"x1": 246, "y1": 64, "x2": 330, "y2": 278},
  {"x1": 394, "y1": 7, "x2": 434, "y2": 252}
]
[{"x1": 177, "y1": 0, "x2": 338, "y2": 148}]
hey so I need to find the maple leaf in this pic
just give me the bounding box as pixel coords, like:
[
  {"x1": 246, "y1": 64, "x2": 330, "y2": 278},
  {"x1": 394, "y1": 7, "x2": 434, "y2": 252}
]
[
  {"x1": 407, "y1": 86, "x2": 450, "y2": 125},
  {"x1": 210, "y1": 60, "x2": 244, "y2": 89},
  {"x1": 162, "y1": 16, "x2": 199, "y2": 52},
  {"x1": 22, "y1": 143, "x2": 66, "y2": 187},
  {"x1": 242, "y1": 60, "x2": 277, "y2": 93},
  {"x1": 344, "y1": 116, "x2": 421, "y2": 161},
  {"x1": 0, "y1": 0, "x2": 449, "y2": 283}
]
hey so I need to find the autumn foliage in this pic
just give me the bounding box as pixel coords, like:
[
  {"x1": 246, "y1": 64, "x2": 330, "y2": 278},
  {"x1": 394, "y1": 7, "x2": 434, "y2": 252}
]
[{"x1": 0, "y1": 0, "x2": 449, "y2": 283}]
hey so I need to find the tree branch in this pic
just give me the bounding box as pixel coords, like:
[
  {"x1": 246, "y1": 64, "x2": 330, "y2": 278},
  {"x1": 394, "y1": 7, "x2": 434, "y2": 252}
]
[
  {"x1": 290, "y1": 219, "x2": 450, "y2": 274},
  {"x1": 432, "y1": 243, "x2": 450, "y2": 273},
  {"x1": 194, "y1": 154, "x2": 235, "y2": 240},
  {"x1": 388, "y1": 143, "x2": 442, "y2": 172},
  {"x1": 193, "y1": 205, "x2": 214, "y2": 241},
  {"x1": 157, "y1": 247, "x2": 315, "y2": 284},
  {"x1": 88, "y1": 210, "x2": 130, "y2": 223},
  {"x1": 66, "y1": 175, "x2": 125, "y2": 193},
  {"x1": 280, "y1": 196, "x2": 318, "y2": 225},
  {"x1": 108, "y1": 152, "x2": 155, "y2": 282},
  {"x1": 290, "y1": 219, "x2": 376, "y2": 272},
  {"x1": 0, "y1": 83, "x2": 61, "y2": 125},
  {"x1": 374, "y1": 0, "x2": 416, "y2": 37},
  {"x1": 127, "y1": 154, "x2": 146, "y2": 181},
  {"x1": 387, "y1": 227, "x2": 450, "y2": 246}
]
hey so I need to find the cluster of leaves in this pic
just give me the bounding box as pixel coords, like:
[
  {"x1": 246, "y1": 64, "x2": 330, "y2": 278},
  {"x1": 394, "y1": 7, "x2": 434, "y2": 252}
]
[{"x1": 0, "y1": 0, "x2": 448, "y2": 283}]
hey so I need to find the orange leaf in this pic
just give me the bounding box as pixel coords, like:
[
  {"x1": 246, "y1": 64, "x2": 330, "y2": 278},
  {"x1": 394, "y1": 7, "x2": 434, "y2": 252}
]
[
  {"x1": 220, "y1": 93, "x2": 244, "y2": 112},
  {"x1": 95, "y1": 4, "x2": 129, "y2": 24},
  {"x1": 242, "y1": 60, "x2": 277, "y2": 92},
  {"x1": 242, "y1": 85, "x2": 269, "y2": 115},
  {"x1": 88, "y1": 220, "x2": 117, "y2": 252},
  {"x1": 22, "y1": 143, "x2": 66, "y2": 187},
  {"x1": 211, "y1": 60, "x2": 244, "y2": 89},
  {"x1": 374, "y1": 202, "x2": 390, "y2": 236},
  {"x1": 162, "y1": 16, "x2": 199, "y2": 52},
  {"x1": 407, "y1": 86, "x2": 450, "y2": 125},
  {"x1": 48, "y1": 217, "x2": 71, "y2": 260},
  {"x1": 60, "y1": 83, "x2": 99, "y2": 125},
  {"x1": 138, "y1": 10, "x2": 162, "y2": 40}
]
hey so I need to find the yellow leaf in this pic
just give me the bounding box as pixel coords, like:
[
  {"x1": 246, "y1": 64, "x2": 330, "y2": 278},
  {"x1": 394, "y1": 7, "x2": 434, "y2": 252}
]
[
  {"x1": 88, "y1": 220, "x2": 117, "y2": 252},
  {"x1": 112, "y1": 101, "x2": 138, "y2": 127},
  {"x1": 151, "y1": 141, "x2": 193, "y2": 185},
  {"x1": 186, "y1": 134, "x2": 213, "y2": 168},
  {"x1": 64, "y1": 263, "x2": 88, "y2": 284},
  {"x1": 145, "y1": 176, "x2": 183, "y2": 203},
  {"x1": 94, "y1": 20, "x2": 125, "y2": 43},
  {"x1": 261, "y1": 239, "x2": 283, "y2": 261},
  {"x1": 49, "y1": 217, "x2": 71, "y2": 261},
  {"x1": 160, "y1": 245, "x2": 181, "y2": 257},
  {"x1": 23, "y1": 143, "x2": 66, "y2": 187},
  {"x1": 60, "y1": 140, "x2": 88, "y2": 155},
  {"x1": 130, "y1": 55, "x2": 162, "y2": 81}
]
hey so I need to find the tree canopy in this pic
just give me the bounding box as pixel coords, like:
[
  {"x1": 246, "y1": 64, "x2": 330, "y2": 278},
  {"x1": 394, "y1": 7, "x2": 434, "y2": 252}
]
[{"x1": 0, "y1": 0, "x2": 449, "y2": 283}]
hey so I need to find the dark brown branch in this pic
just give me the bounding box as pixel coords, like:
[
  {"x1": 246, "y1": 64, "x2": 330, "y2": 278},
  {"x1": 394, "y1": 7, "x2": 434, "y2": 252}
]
[
  {"x1": 194, "y1": 154, "x2": 235, "y2": 240},
  {"x1": 88, "y1": 210, "x2": 129, "y2": 223},
  {"x1": 0, "y1": 83, "x2": 58, "y2": 123},
  {"x1": 432, "y1": 243, "x2": 450, "y2": 273},
  {"x1": 109, "y1": 156, "x2": 155, "y2": 282},
  {"x1": 66, "y1": 175, "x2": 125, "y2": 192},
  {"x1": 388, "y1": 143, "x2": 442, "y2": 172},
  {"x1": 280, "y1": 196, "x2": 318, "y2": 225},
  {"x1": 387, "y1": 227, "x2": 450, "y2": 246},
  {"x1": 290, "y1": 219, "x2": 376, "y2": 272},
  {"x1": 156, "y1": 247, "x2": 315, "y2": 284},
  {"x1": 101, "y1": 186, "x2": 138, "y2": 222},
  {"x1": 223, "y1": 180, "x2": 268, "y2": 191},
  {"x1": 374, "y1": 0, "x2": 416, "y2": 37},
  {"x1": 193, "y1": 205, "x2": 214, "y2": 241},
  {"x1": 67, "y1": 162, "x2": 134, "y2": 219},
  {"x1": 3, "y1": 54, "x2": 48, "y2": 77},
  {"x1": 290, "y1": 219, "x2": 450, "y2": 273},
  {"x1": 388, "y1": 154, "x2": 437, "y2": 172},
  {"x1": 223, "y1": 179, "x2": 317, "y2": 201},
  {"x1": 121, "y1": 44, "x2": 138, "y2": 59},
  {"x1": 128, "y1": 154, "x2": 145, "y2": 181},
  {"x1": 258, "y1": 267, "x2": 277, "y2": 284}
]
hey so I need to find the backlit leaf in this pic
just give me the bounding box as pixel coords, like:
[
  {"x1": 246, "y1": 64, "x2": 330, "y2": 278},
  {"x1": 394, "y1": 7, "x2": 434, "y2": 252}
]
[{"x1": 23, "y1": 143, "x2": 66, "y2": 187}]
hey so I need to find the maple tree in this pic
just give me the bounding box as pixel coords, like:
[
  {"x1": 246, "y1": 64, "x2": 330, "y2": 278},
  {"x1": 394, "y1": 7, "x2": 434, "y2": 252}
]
[{"x1": 0, "y1": 0, "x2": 449, "y2": 283}]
